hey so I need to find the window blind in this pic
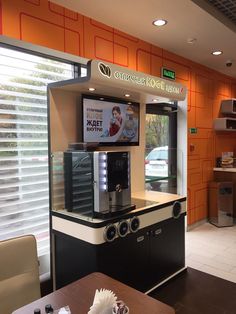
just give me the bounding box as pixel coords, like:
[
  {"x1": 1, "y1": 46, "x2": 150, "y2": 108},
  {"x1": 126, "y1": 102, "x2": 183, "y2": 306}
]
[{"x1": 0, "y1": 47, "x2": 74, "y2": 260}]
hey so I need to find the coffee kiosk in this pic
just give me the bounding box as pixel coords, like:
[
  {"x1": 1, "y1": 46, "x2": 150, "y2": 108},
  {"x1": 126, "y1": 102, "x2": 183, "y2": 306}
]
[{"x1": 48, "y1": 60, "x2": 187, "y2": 293}]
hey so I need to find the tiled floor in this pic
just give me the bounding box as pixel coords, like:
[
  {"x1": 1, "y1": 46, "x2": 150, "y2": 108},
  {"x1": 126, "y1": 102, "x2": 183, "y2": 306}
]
[{"x1": 186, "y1": 222, "x2": 236, "y2": 283}]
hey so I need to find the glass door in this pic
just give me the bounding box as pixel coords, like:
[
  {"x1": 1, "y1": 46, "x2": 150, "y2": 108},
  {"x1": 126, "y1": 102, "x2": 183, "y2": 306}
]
[{"x1": 145, "y1": 103, "x2": 177, "y2": 193}]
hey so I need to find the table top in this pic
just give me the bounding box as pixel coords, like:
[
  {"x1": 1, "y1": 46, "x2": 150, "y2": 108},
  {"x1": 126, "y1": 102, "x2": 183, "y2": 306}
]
[{"x1": 12, "y1": 272, "x2": 175, "y2": 314}]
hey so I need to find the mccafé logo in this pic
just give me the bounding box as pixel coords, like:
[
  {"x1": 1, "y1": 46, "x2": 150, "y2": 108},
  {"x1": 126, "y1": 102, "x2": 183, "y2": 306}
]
[{"x1": 98, "y1": 62, "x2": 111, "y2": 78}]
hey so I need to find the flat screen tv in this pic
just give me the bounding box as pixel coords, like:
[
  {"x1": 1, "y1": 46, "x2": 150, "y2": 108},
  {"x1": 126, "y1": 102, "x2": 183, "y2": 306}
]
[{"x1": 82, "y1": 95, "x2": 140, "y2": 146}]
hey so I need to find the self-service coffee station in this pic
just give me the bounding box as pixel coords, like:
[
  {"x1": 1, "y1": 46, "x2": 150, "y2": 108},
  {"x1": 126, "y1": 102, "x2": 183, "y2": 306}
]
[{"x1": 48, "y1": 60, "x2": 187, "y2": 293}]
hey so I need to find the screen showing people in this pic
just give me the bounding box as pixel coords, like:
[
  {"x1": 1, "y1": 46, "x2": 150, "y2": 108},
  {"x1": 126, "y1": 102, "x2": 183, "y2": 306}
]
[{"x1": 83, "y1": 96, "x2": 139, "y2": 144}]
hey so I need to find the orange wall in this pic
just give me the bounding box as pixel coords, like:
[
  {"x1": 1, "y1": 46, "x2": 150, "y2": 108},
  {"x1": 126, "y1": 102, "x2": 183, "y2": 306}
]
[{"x1": 1, "y1": 0, "x2": 236, "y2": 225}]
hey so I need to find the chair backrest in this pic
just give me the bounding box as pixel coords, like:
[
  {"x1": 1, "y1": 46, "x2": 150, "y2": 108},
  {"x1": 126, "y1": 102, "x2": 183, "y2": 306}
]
[{"x1": 0, "y1": 235, "x2": 41, "y2": 314}]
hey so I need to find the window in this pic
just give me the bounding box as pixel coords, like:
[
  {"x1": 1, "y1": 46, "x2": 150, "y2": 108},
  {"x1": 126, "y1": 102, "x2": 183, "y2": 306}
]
[{"x1": 0, "y1": 47, "x2": 74, "y2": 272}]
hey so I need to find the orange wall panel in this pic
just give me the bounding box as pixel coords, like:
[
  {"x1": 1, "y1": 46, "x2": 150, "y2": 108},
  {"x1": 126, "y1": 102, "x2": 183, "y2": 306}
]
[
  {"x1": 188, "y1": 158, "x2": 200, "y2": 170},
  {"x1": 217, "y1": 80, "x2": 232, "y2": 97},
  {"x1": 196, "y1": 204, "x2": 208, "y2": 221},
  {"x1": 94, "y1": 36, "x2": 113, "y2": 62},
  {"x1": 114, "y1": 33, "x2": 139, "y2": 70},
  {"x1": 114, "y1": 43, "x2": 128, "y2": 67},
  {"x1": 195, "y1": 188, "x2": 207, "y2": 208},
  {"x1": 188, "y1": 102, "x2": 196, "y2": 128},
  {"x1": 196, "y1": 105, "x2": 213, "y2": 129},
  {"x1": 83, "y1": 17, "x2": 114, "y2": 60},
  {"x1": 114, "y1": 29, "x2": 139, "y2": 43},
  {"x1": 20, "y1": 14, "x2": 65, "y2": 51},
  {"x1": 65, "y1": 29, "x2": 80, "y2": 55},
  {"x1": 202, "y1": 159, "x2": 213, "y2": 183},
  {"x1": 195, "y1": 92, "x2": 209, "y2": 109},
  {"x1": 150, "y1": 54, "x2": 162, "y2": 77},
  {"x1": 188, "y1": 171, "x2": 202, "y2": 185},
  {"x1": 25, "y1": 0, "x2": 40, "y2": 5},
  {"x1": 214, "y1": 135, "x2": 236, "y2": 157},
  {"x1": 188, "y1": 137, "x2": 213, "y2": 160},
  {"x1": 136, "y1": 49, "x2": 151, "y2": 74},
  {"x1": 48, "y1": 2, "x2": 64, "y2": 15},
  {"x1": 2, "y1": 0, "x2": 236, "y2": 226},
  {"x1": 195, "y1": 74, "x2": 210, "y2": 95}
]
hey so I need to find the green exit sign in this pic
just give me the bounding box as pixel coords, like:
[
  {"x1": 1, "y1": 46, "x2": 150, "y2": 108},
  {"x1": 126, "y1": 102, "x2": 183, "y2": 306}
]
[
  {"x1": 189, "y1": 128, "x2": 198, "y2": 134},
  {"x1": 161, "y1": 67, "x2": 176, "y2": 80}
]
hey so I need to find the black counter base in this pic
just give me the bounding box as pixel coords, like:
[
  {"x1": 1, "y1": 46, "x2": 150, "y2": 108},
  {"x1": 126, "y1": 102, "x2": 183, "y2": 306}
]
[{"x1": 53, "y1": 214, "x2": 185, "y2": 292}]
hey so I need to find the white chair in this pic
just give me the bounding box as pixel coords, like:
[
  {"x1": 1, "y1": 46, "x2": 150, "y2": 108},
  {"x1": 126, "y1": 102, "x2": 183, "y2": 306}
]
[{"x1": 0, "y1": 235, "x2": 41, "y2": 314}]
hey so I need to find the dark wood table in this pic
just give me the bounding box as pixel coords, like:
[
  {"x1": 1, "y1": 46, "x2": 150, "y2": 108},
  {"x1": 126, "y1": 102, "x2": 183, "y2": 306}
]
[{"x1": 12, "y1": 272, "x2": 175, "y2": 314}]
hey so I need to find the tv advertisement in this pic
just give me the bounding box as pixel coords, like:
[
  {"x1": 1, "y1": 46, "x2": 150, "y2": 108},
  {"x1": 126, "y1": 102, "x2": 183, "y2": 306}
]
[{"x1": 83, "y1": 98, "x2": 139, "y2": 144}]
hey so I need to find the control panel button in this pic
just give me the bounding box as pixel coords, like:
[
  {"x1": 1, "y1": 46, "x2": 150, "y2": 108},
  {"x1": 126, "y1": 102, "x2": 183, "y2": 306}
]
[
  {"x1": 117, "y1": 220, "x2": 129, "y2": 237},
  {"x1": 172, "y1": 201, "x2": 182, "y2": 219},
  {"x1": 129, "y1": 216, "x2": 140, "y2": 233},
  {"x1": 104, "y1": 224, "x2": 117, "y2": 242}
]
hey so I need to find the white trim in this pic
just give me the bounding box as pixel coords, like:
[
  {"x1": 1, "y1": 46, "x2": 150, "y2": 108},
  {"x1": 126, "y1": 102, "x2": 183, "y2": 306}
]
[
  {"x1": 52, "y1": 201, "x2": 186, "y2": 244},
  {"x1": 144, "y1": 267, "x2": 187, "y2": 294},
  {"x1": 177, "y1": 96, "x2": 188, "y2": 196},
  {"x1": 0, "y1": 35, "x2": 88, "y2": 65},
  {"x1": 52, "y1": 216, "x2": 105, "y2": 245},
  {"x1": 140, "y1": 201, "x2": 186, "y2": 230}
]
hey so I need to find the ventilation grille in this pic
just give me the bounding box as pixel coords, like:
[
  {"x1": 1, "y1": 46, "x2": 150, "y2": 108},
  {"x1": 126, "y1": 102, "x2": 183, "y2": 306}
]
[{"x1": 206, "y1": 0, "x2": 236, "y2": 24}]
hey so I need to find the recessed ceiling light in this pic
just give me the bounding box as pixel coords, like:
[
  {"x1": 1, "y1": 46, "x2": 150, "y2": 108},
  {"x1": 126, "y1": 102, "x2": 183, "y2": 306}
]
[
  {"x1": 89, "y1": 87, "x2": 95, "y2": 91},
  {"x1": 124, "y1": 94, "x2": 130, "y2": 97},
  {"x1": 153, "y1": 19, "x2": 167, "y2": 27},
  {"x1": 127, "y1": 102, "x2": 132, "y2": 105},
  {"x1": 153, "y1": 99, "x2": 158, "y2": 102},
  {"x1": 212, "y1": 50, "x2": 223, "y2": 56}
]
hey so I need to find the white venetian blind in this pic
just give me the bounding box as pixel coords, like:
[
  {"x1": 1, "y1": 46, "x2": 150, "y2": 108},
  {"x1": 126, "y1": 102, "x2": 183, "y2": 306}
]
[{"x1": 0, "y1": 47, "x2": 74, "y2": 260}]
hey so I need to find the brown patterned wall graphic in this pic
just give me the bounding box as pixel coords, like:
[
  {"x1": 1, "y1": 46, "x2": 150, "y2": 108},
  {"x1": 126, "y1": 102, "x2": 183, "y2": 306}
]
[{"x1": 1, "y1": 0, "x2": 236, "y2": 225}]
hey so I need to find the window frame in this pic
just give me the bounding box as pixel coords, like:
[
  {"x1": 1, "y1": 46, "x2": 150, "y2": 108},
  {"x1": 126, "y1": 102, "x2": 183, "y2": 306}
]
[
  {"x1": 0, "y1": 37, "x2": 89, "y2": 278},
  {"x1": 145, "y1": 102, "x2": 178, "y2": 192}
]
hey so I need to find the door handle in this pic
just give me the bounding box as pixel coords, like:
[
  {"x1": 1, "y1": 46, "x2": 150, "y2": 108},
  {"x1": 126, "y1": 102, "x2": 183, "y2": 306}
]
[
  {"x1": 153, "y1": 228, "x2": 162, "y2": 237},
  {"x1": 137, "y1": 236, "x2": 145, "y2": 242}
]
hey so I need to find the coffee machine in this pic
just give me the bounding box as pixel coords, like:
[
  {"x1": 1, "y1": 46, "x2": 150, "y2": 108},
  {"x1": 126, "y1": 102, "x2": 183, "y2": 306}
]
[{"x1": 64, "y1": 147, "x2": 134, "y2": 216}]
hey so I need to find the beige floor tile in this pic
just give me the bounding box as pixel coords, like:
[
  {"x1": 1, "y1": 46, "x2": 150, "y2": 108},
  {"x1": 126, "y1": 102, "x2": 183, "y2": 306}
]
[{"x1": 186, "y1": 222, "x2": 236, "y2": 283}]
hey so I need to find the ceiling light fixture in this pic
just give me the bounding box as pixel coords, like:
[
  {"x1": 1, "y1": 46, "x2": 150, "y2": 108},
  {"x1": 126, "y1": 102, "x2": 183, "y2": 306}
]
[
  {"x1": 89, "y1": 87, "x2": 96, "y2": 91},
  {"x1": 153, "y1": 19, "x2": 167, "y2": 27},
  {"x1": 153, "y1": 99, "x2": 158, "y2": 102},
  {"x1": 124, "y1": 94, "x2": 130, "y2": 97},
  {"x1": 212, "y1": 50, "x2": 223, "y2": 56}
]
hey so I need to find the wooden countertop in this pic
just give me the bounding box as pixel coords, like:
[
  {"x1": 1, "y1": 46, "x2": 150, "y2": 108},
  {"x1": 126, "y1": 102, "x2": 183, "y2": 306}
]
[
  {"x1": 214, "y1": 167, "x2": 236, "y2": 172},
  {"x1": 132, "y1": 190, "x2": 185, "y2": 205},
  {"x1": 12, "y1": 272, "x2": 175, "y2": 314}
]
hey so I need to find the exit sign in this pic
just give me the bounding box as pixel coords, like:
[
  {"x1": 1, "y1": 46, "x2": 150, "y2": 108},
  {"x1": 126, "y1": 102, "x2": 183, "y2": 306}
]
[
  {"x1": 161, "y1": 67, "x2": 176, "y2": 80},
  {"x1": 189, "y1": 128, "x2": 198, "y2": 134}
]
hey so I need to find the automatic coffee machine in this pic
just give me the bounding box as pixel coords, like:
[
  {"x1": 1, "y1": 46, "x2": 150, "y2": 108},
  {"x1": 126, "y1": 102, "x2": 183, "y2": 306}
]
[{"x1": 64, "y1": 145, "x2": 134, "y2": 216}]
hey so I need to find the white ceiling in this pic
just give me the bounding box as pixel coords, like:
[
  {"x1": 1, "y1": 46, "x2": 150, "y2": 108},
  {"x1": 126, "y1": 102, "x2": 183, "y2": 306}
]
[{"x1": 51, "y1": 0, "x2": 236, "y2": 78}]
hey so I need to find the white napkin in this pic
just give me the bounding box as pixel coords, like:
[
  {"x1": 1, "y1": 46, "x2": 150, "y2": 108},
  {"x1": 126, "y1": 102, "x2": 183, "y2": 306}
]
[{"x1": 88, "y1": 288, "x2": 117, "y2": 314}]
